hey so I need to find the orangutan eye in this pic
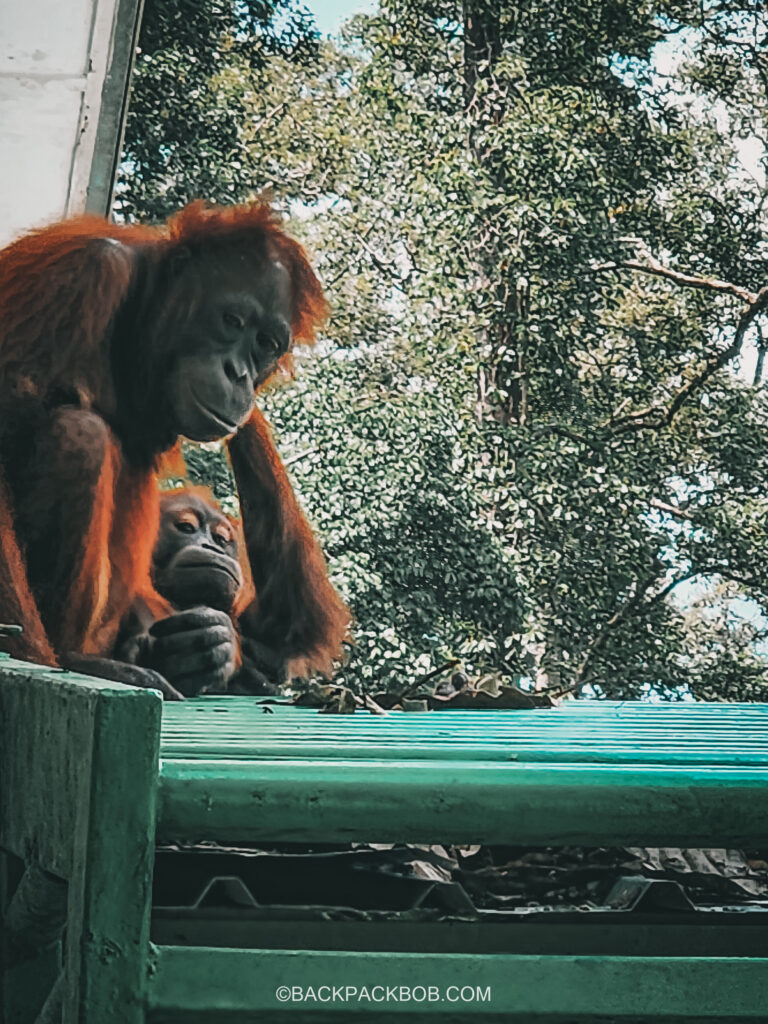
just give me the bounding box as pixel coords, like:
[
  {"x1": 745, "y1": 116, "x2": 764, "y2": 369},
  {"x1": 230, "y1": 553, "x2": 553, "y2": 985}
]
[
  {"x1": 258, "y1": 332, "x2": 280, "y2": 355},
  {"x1": 223, "y1": 311, "x2": 245, "y2": 330},
  {"x1": 213, "y1": 523, "x2": 233, "y2": 544},
  {"x1": 175, "y1": 519, "x2": 197, "y2": 534}
]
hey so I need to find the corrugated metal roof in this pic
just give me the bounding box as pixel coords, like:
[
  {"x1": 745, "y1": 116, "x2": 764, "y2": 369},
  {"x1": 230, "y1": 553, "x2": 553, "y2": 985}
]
[
  {"x1": 157, "y1": 700, "x2": 768, "y2": 847},
  {"x1": 160, "y1": 699, "x2": 768, "y2": 766}
]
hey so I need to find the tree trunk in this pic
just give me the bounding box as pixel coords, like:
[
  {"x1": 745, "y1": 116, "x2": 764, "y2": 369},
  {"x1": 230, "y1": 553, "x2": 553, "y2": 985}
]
[{"x1": 462, "y1": 2, "x2": 528, "y2": 427}]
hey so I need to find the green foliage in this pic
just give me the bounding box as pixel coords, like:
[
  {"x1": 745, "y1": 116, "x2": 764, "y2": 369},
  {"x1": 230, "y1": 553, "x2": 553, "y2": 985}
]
[
  {"x1": 121, "y1": 0, "x2": 768, "y2": 697},
  {"x1": 261, "y1": 349, "x2": 523, "y2": 690},
  {"x1": 178, "y1": 442, "x2": 238, "y2": 514},
  {"x1": 116, "y1": 0, "x2": 319, "y2": 220}
]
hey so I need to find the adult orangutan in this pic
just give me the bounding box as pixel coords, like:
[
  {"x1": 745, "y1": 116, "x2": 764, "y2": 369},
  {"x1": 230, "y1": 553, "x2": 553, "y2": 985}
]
[
  {"x1": 0, "y1": 201, "x2": 350, "y2": 695},
  {"x1": 115, "y1": 487, "x2": 285, "y2": 698}
]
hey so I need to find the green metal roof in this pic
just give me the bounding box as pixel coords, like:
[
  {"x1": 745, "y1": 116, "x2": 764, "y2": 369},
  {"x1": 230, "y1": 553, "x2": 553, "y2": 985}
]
[
  {"x1": 157, "y1": 699, "x2": 768, "y2": 848},
  {"x1": 160, "y1": 699, "x2": 768, "y2": 765}
]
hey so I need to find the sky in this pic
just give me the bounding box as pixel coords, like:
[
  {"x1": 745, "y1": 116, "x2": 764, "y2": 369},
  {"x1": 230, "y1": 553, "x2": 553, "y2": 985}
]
[{"x1": 307, "y1": 0, "x2": 376, "y2": 36}]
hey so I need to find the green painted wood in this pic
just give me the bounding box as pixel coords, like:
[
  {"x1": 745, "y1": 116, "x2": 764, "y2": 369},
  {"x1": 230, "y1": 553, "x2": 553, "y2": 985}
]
[
  {"x1": 0, "y1": 656, "x2": 162, "y2": 1024},
  {"x1": 149, "y1": 915, "x2": 768, "y2": 959},
  {"x1": 0, "y1": 852, "x2": 62, "y2": 1024},
  {"x1": 0, "y1": 657, "x2": 128, "y2": 875},
  {"x1": 147, "y1": 948, "x2": 768, "y2": 1022},
  {"x1": 68, "y1": 676, "x2": 161, "y2": 1023},
  {"x1": 157, "y1": 700, "x2": 768, "y2": 846}
]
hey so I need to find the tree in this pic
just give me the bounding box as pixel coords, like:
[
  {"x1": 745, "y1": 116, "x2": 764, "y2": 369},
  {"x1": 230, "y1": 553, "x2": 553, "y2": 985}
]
[
  {"x1": 116, "y1": 0, "x2": 319, "y2": 221},
  {"x1": 121, "y1": 0, "x2": 768, "y2": 698},
  {"x1": 307, "y1": 0, "x2": 768, "y2": 698}
]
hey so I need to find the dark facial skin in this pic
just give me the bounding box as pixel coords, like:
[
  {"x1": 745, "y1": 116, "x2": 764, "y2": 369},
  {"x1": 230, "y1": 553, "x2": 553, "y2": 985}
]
[
  {"x1": 153, "y1": 492, "x2": 243, "y2": 611},
  {"x1": 166, "y1": 252, "x2": 293, "y2": 442}
]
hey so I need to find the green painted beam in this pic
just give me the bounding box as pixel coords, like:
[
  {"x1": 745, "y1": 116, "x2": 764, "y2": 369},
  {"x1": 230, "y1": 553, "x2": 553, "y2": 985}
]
[
  {"x1": 68, "y1": 671, "x2": 161, "y2": 1023},
  {"x1": 8, "y1": 657, "x2": 768, "y2": 1022},
  {"x1": 147, "y1": 948, "x2": 768, "y2": 1022},
  {"x1": 157, "y1": 758, "x2": 768, "y2": 845}
]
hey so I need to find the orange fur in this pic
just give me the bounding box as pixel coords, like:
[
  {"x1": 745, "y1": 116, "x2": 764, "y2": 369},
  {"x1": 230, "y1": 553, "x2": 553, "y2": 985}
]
[
  {"x1": 130, "y1": 485, "x2": 249, "y2": 674},
  {"x1": 0, "y1": 474, "x2": 56, "y2": 664},
  {"x1": 0, "y1": 200, "x2": 335, "y2": 677},
  {"x1": 0, "y1": 200, "x2": 326, "y2": 406},
  {"x1": 165, "y1": 202, "x2": 329, "y2": 346},
  {"x1": 58, "y1": 439, "x2": 119, "y2": 654},
  {"x1": 157, "y1": 444, "x2": 187, "y2": 479},
  {"x1": 229, "y1": 409, "x2": 351, "y2": 679}
]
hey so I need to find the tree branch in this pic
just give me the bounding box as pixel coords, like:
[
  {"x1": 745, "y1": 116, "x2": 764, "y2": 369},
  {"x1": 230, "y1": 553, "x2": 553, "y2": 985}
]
[
  {"x1": 650, "y1": 498, "x2": 695, "y2": 521},
  {"x1": 593, "y1": 255, "x2": 755, "y2": 304},
  {"x1": 573, "y1": 568, "x2": 704, "y2": 690},
  {"x1": 358, "y1": 236, "x2": 411, "y2": 292},
  {"x1": 663, "y1": 284, "x2": 768, "y2": 425},
  {"x1": 606, "y1": 284, "x2": 768, "y2": 434},
  {"x1": 569, "y1": 557, "x2": 768, "y2": 694},
  {"x1": 284, "y1": 447, "x2": 319, "y2": 469},
  {"x1": 531, "y1": 423, "x2": 603, "y2": 450},
  {"x1": 573, "y1": 575, "x2": 656, "y2": 689}
]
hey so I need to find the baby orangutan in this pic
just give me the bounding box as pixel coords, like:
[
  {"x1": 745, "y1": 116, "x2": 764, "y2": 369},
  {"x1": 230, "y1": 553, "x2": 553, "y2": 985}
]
[{"x1": 116, "y1": 488, "x2": 283, "y2": 698}]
